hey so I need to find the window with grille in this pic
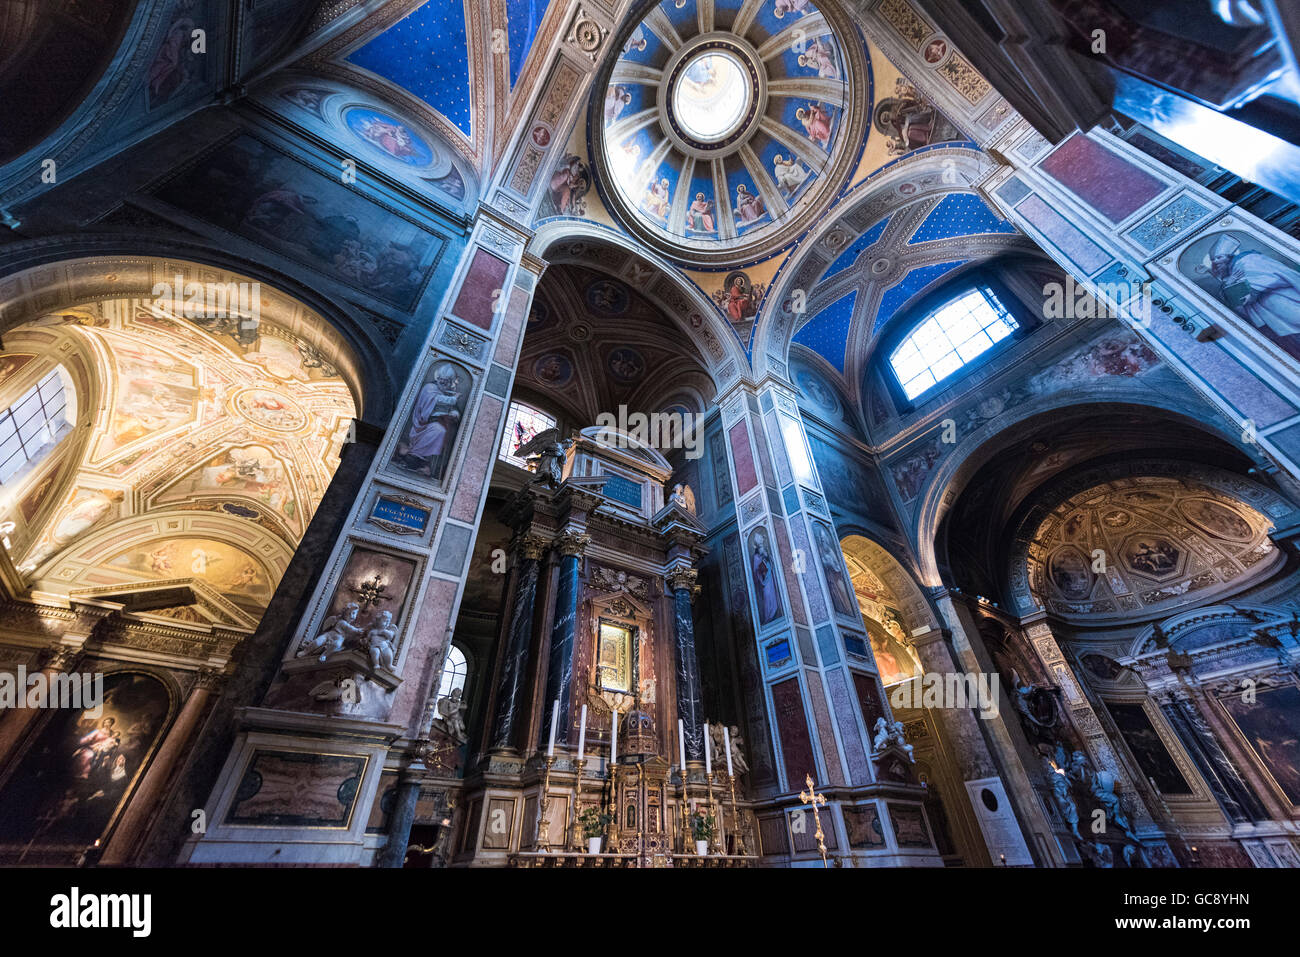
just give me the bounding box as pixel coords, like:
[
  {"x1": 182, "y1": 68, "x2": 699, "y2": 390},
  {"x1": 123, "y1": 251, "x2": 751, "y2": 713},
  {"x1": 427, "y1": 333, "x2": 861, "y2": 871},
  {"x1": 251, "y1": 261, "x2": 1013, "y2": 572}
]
[
  {"x1": 437, "y1": 645, "x2": 468, "y2": 701},
  {"x1": 889, "y1": 287, "x2": 1019, "y2": 401},
  {"x1": 0, "y1": 370, "x2": 72, "y2": 484}
]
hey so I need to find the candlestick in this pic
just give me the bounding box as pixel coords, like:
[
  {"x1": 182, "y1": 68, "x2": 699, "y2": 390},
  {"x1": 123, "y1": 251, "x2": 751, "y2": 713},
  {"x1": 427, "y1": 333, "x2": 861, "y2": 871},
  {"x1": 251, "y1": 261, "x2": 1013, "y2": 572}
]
[
  {"x1": 537, "y1": 755, "x2": 556, "y2": 850},
  {"x1": 727, "y1": 769, "x2": 747, "y2": 856},
  {"x1": 610, "y1": 710, "x2": 618, "y2": 766},
  {"x1": 703, "y1": 721, "x2": 712, "y2": 776},
  {"x1": 547, "y1": 700, "x2": 558, "y2": 758},
  {"x1": 678, "y1": 718, "x2": 686, "y2": 769},
  {"x1": 723, "y1": 725, "x2": 733, "y2": 778},
  {"x1": 577, "y1": 704, "x2": 587, "y2": 762}
]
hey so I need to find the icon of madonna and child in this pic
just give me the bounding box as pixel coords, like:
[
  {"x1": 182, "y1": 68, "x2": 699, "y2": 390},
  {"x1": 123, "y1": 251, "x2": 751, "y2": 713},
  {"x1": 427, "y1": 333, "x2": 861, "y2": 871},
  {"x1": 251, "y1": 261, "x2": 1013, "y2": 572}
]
[{"x1": 393, "y1": 361, "x2": 473, "y2": 482}]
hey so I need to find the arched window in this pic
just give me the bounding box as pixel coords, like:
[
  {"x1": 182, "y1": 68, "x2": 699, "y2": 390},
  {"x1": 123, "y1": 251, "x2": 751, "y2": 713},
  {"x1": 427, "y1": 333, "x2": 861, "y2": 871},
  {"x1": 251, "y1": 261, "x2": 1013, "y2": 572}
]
[
  {"x1": 0, "y1": 368, "x2": 73, "y2": 484},
  {"x1": 889, "y1": 286, "x2": 1019, "y2": 401},
  {"x1": 498, "y1": 400, "x2": 557, "y2": 469},
  {"x1": 437, "y1": 645, "x2": 468, "y2": 701}
]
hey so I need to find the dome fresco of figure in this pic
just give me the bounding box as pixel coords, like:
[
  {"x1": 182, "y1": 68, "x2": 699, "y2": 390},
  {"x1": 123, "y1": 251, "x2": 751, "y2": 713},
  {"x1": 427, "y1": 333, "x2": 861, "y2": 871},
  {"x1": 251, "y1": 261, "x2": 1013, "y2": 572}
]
[{"x1": 593, "y1": 0, "x2": 868, "y2": 264}]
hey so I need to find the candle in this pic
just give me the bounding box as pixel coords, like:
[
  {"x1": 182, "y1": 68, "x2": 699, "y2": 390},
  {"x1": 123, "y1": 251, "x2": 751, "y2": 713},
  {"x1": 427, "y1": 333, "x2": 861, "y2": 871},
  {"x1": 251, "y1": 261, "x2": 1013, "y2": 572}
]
[
  {"x1": 678, "y1": 719, "x2": 687, "y2": 769},
  {"x1": 723, "y1": 725, "x2": 733, "y2": 778},
  {"x1": 704, "y1": 722, "x2": 712, "y2": 776},
  {"x1": 547, "y1": 700, "x2": 558, "y2": 758},
  {"x1": 577, "y1": 704, "x2": 587, "y2": 762},
  {"x1": 610, "y1": 711, "x2": 618, "y2": 766}
]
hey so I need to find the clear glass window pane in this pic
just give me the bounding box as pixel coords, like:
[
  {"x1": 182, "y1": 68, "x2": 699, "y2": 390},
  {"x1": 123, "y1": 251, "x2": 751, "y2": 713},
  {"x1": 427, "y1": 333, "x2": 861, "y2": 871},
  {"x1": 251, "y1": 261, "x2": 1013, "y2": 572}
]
[
  {"x1": 497, "y1": 401, "x2": 557, "y2": 469},
  {"x1": 890, "y1": 287, "x2": 1019, "y2": 401}
]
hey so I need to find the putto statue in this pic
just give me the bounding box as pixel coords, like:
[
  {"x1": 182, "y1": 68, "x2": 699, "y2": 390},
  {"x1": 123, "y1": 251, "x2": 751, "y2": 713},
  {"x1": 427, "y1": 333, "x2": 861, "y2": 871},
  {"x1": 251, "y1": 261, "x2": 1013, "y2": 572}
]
[
  {"x1": 434, "y1": 687, "x2": 468, "y2": 743},
  {"x1": 363, "y1": 610, "x2": 397, "y2": 671},
  {"x1": 513, "y1": 428, "x2": 574, "y2": 488},
  {"x1": 669, "y1": 483, "x2": 697, "y2": 515},
  {"x1": 709, "y1": 723, "x2": 749, "y2": 777},
  {"x1": 297, "y1": 602, "x2": 363, "y2": 661},
  {"x1": 871, "y1": 717, "x2": 915, "y2": 763}
]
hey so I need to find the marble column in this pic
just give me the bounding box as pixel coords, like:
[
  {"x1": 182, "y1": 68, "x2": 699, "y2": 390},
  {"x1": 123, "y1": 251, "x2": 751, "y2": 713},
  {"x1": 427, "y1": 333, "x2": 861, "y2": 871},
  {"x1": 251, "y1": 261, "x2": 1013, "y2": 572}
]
[
  {"x1": 542, "y1": 529, "x2": 589, "y2": 747},
  {"x1": 668, "y1": 565, "x2": 705, "y2": 762},
  {"x1": 489, "y1": 533, "x2": 548, "y2": 752},
  {"x1": 99, "y1": 668, "x2": 225, "y2": 866},
  {"x1": 1161, "y1": 689, "x2": 1268, "y2": 823},
  {"x1": 374, "y1": 775, "x2": 422, "y2": 869}
]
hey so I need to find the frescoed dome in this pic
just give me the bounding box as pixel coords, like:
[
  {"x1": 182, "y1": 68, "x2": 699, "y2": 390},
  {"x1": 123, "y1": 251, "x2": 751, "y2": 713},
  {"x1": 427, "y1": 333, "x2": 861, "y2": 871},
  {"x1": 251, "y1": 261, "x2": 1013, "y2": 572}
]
[{"x1": 592, "y1": 0, "x2": 868, "y2": 264}]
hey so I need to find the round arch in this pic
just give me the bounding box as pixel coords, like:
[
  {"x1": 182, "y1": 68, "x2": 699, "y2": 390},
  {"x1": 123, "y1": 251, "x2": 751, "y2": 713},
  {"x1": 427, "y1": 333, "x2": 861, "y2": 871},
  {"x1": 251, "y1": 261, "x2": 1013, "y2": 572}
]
[
  {"x1": 750, "y1": 147, "x2": 995, "y2": 379},
  {"x1": 912, "y1": 393, "x2": 1270, "y2": 586},
  {"x1": 529, "y1": 220, "x2": 750, "y2": 384},
  {"x1": 0, "y1": 239, "x2": 397, "y2": 421}
]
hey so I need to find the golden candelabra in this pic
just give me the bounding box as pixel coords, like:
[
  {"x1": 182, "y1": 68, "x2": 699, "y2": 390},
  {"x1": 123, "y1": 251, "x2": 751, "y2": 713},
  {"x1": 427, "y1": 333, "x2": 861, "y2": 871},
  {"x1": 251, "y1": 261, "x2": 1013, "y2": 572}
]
[
  {"x1": 537, "y1": 755, "x2": 556, "y2": 850},
  {"x1": 727, "y1": 770, "x2": 747, "y2": 856},
  {"x1": 569, "y1": 756, "x2": 587, "y2": 851},
  {"x1": 706, "y1": 770, "x2": 722, "y2": 854},
  {"x1": 678, "y1": 764, "x2": 691, "y2": 855},
  {"x1": 606, "y1": 756, "x2": 619, "y2": 851},
  {"x1": 799, "y1": 773, "x2": 829, "y2": 868}
]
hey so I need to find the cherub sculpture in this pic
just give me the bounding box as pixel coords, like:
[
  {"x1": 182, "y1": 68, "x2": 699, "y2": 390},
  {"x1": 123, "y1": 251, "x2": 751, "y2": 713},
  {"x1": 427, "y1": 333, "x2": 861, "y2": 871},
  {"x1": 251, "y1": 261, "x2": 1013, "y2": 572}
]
[
  {"x1": 669, "y1": 483, "x2": 697, "y2": 515},
  {"x1": 434, "y1": 687, "x2": 468, "y2": 743},
  {"x1": 871, "y1": 716, "x2": 914, "y2": 762},
  {"x1": 709, "y1": 723, "x2": 749, "y2": 777},
  {"x1": 363, "y1": 609, "x2": 397, "y2": 671},
  {"x1": 297, "y1": 602, "x2": 363, "y2": 661}
]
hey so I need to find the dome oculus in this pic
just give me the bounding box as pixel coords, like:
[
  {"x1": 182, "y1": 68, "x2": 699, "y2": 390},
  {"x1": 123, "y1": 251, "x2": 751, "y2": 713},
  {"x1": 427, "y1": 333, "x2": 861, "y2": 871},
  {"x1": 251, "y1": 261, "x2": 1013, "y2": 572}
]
[{"x1": 671, "y1": 51, "x2": 752, "y2": 144}]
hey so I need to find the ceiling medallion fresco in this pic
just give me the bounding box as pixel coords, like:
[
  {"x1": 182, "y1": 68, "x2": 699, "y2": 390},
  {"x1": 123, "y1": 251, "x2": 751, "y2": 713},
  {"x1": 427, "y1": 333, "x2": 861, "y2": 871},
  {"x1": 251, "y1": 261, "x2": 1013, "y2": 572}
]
[
  {"x1": 592, "y1": 0, "x2": 868, "y2": 265},
  {"x1": 1028, "y1": 477, "x2": 1280, "y2": 624}
]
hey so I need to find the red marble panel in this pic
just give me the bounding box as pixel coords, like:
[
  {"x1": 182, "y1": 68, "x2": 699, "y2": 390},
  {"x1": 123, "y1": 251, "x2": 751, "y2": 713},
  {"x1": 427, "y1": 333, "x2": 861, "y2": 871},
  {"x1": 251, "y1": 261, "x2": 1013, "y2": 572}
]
[
  {"x1": 1040, "y1": 133, "x2": 1164, "y2": 224},
  {"x1": 452, "y1": 248, "x2": 511, "y2": 330},
  {"x1": 492, "y1": 283, "x2": 531, "y2": 366},
  {"x1": 450, "y1": 394, "x2": 504, "y2": 521},
  {"x1": 771, "y1": 677, "x2": 815, "y2": 791},
  {"x1": 804, "y1": 672, "x2": 846, "y2": 786},
  {"x1": 728, "y1": 420, "x2": 758, "y2": 495},
  {"x1": 852, "y1": 671, "x2": 886, "y2": 732}
]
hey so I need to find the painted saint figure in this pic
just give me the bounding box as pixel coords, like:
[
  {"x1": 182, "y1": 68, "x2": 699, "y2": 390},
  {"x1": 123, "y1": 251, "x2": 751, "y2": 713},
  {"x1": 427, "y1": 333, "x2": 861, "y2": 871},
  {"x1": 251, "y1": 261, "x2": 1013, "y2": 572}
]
[
  {"x1": 1202, "y1": 234, "x2": 1300, "y2": 341},
  {"x1": 773, "y1": 154, "x2": 808, "y2": 198},
  {"x1": 604, "y1": 85, "x2": 632, "y2": 125},
  {"x1": 396, "y1": 363, "x2": 464, "y2": 478},
  {"x1": 733, "y1": 184, "x2": 766, "y2": 224},
  {"x1": 750, "y1": 530, "x2": 783, "y2": 625},
  {"x1": 643, "y1": 177, "x2": 671, "y2": 220},
  {"x1": 796, "y1": 102, "x2": 833, "y2": 150},
  {"x1": 797, "y1": 37, "x2": 838, "y2": 78},
  {"x1": 687, "y1": 192, "x2": 716, "y2": 232}
]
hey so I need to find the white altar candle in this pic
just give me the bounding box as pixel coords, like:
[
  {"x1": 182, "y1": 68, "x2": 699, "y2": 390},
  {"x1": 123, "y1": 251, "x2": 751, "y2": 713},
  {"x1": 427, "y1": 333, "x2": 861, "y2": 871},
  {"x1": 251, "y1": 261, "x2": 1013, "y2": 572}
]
[
  {"x1": 577, "y1": 704, "x2": 587, "y2": 761},
  {"x1": 547, "y1": 700, "x2": 559, "y2": 758},
  {"x1": 610, "y1": 712, "x2": 618, "y2": 765},
  {"x1": 704, "y1": 722, "x2": 712, "y2": 775},
  {"x1": 678, "y1": 719, "x2": 687, "y2": 769},
  {"x1": 723, "y1": 725, "x2": 733, "y2": 778}
]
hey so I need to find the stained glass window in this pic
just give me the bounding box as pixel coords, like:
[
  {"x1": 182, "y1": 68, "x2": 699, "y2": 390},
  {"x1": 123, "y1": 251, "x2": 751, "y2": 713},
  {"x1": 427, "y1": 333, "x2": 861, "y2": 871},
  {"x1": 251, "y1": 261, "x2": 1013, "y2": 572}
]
[
  {"x1": 497, "y1": 400, "x2": 557, "y2": 469},
  {"x1": 889, "y1": 287, "x2": 1018, "y2": 401}
]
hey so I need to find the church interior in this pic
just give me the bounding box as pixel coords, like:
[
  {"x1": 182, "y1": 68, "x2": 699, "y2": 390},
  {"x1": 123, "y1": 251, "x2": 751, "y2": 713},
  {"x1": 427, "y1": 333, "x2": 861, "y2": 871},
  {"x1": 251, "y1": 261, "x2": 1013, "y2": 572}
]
[{"x1": 0, "y1": 0, "x2": 1298, "y2": 873}]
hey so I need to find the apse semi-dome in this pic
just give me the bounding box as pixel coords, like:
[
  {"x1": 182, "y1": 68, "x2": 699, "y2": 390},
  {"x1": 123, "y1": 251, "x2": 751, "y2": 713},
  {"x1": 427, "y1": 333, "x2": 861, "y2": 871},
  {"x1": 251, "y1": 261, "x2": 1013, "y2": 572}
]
[{"x1": 592, "y1": 0, "x2": 869, "y2": 265}]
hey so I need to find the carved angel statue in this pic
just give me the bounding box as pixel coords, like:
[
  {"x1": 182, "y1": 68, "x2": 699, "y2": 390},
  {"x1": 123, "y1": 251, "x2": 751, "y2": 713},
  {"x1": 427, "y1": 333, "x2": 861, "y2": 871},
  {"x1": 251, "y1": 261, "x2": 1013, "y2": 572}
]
[
  {"x1": 434, "y1": 687, "x2": 468, "y2": 743},
  {"x1": 871, "y1": 716, "x2": 914, "y2": 762},
  {"x1": 363, "y1": 609, "x2": 397, "y2": 670},
  {"x1": 1042, "y1": 754, "x2": 1080, "y2": 838},
  {"x1": 297, "y1": 602, "x2": 363, "y2": 661},
  {"x1": 514, "y1": 428, "x2": 574, "y2": 488},
  {"x1": 709, "y1": 723, "x2": 748, "y2": 777},
  {"x1": 668, "y1": 483, "x2": 697, "y2": 515}
]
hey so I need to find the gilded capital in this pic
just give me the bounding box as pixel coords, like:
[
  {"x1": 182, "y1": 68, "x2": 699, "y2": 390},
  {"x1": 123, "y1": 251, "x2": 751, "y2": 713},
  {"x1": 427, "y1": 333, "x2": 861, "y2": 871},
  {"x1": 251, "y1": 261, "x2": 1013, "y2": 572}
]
[
  {"x1": 665, "y1": 566, "x2": 698, "y2": 593},
  {"x1": 516, "y1": 533, "x2": 550, "y2": 561},
  {"x1": 555, "y1": 529, "x2": 591, "y2": 557}
]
